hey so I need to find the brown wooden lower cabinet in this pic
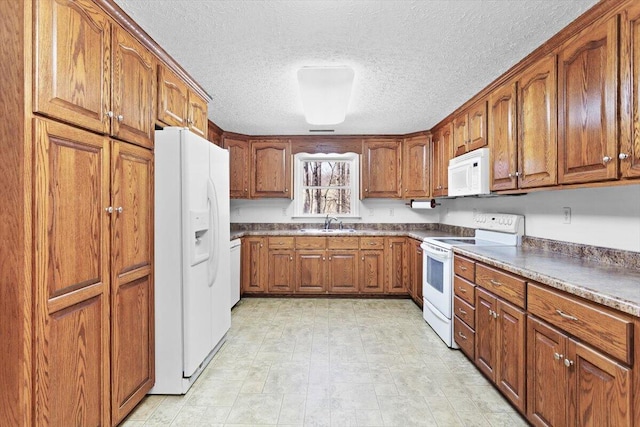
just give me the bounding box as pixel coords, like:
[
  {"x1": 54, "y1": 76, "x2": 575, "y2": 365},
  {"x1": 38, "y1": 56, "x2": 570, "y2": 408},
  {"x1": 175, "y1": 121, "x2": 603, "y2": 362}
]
[
  {"x1": 242, "y1": 235, "x2": 413, "y2": 296},
  {"x1": 474, "y1": 286, "x2": 527, "y2": 414},
  {"x1": 527, "y1": 316, "x2": 632, "y2": 427},
  {"x1": 456, "y1": 254, "x2": 635, "y2": 426}
]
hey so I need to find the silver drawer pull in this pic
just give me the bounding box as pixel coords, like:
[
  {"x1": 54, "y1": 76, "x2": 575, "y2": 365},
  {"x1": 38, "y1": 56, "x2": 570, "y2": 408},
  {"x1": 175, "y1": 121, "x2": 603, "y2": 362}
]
[
  {"x1": 459, "y1": 266, "x2": 467, "y2": 271},
  {"x1": 457, "y1": 287, "x2": 467, "y2": 293},
  {"x1": 458, "y1": 308, "x2": 467, "y2": 315},
  {"x1": 555, "y1": 309, "x2": 578, "y2": 321},
  {"x1": 457, "y1": 331, "x2": 467, "y2": 340},
  {"x1": 489, "y1": 279, "x2": 502, "y2": 286}
]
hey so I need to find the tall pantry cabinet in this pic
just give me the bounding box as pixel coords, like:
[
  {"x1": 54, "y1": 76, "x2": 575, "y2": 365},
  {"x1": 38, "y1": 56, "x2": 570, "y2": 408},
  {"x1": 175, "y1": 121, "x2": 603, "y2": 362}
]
[{"x1": 1, "y1": 0, "x2": 208, "y2": 425}]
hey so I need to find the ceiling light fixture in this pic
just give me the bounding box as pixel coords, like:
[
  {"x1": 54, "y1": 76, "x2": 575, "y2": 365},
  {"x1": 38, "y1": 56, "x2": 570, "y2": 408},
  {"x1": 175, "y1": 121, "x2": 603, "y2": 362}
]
[{"x1": 297, "y1": 66, "x2": 354, "y2": 125}]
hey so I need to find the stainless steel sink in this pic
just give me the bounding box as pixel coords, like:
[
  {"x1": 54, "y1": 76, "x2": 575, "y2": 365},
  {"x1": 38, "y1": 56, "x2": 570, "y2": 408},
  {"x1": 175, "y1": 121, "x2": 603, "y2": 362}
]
[{"x1": 298, "y1": 228, "x2": 356, "y2": 233}]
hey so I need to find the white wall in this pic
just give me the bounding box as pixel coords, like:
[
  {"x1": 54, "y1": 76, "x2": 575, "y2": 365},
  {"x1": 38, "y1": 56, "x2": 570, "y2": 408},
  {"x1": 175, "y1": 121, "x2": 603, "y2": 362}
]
[
  {"x1": 231, "y1": 185, "x2": 640, "y2": 252},
  {"x1": 439, "y1": 184, "x2": 640, "y2": 252},
  {"x1": 230, "y1": 198, "x2": 440, "y2": 225}
]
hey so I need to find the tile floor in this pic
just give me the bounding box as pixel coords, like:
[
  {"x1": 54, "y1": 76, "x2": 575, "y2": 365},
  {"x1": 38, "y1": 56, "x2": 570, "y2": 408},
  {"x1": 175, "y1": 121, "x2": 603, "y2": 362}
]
[{"x1": 123, "y1": 298, "x2": 528, "y2": 426}]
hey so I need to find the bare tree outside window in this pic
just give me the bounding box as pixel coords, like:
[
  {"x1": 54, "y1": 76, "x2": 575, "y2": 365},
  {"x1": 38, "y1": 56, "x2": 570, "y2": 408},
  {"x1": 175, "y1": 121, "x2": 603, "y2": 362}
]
[{"x1": 301, "y1": 160, "x2": 352, "y2": 214}]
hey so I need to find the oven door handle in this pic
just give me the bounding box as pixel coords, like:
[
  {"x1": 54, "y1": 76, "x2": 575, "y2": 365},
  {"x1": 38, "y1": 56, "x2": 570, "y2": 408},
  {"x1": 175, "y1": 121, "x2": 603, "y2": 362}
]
[{"x1": 420, "y1": 242, "x2": 452, "y2": 260}]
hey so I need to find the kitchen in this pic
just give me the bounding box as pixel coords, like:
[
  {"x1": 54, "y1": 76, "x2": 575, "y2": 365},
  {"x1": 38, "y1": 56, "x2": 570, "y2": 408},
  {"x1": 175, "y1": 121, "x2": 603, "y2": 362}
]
[{"x1": 1, "y1": 0, "x2": 640, "y2": 426}]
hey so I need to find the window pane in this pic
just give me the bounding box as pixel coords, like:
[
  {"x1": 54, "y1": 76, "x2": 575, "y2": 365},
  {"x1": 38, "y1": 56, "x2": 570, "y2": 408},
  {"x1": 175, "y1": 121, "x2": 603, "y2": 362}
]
[
  {"x1": 302, "y1": 188, "x2": 351, "y2": 214},
  {"x1": 302, "y1": 161, "x2": 350, "y2": 187}
]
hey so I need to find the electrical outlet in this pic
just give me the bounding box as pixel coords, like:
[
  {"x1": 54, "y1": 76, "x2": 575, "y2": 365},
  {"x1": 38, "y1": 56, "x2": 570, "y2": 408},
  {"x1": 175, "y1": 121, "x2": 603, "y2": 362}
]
[
  {"x1": 282, "y1": 207, "x2": 288, "y2": 217},
  {"x1": 389, "y1": 208, "x2": 394, "y2": 217},
  {"x1": 563, "y1": 207, "x2": 571, "y2": 224},
  {"x1": 369, "y1": 208, "x2": 375, "y2": 217}
]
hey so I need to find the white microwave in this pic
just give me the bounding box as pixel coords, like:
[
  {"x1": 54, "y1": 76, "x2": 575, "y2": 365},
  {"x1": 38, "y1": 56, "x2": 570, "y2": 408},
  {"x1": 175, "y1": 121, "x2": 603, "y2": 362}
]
[{"x1": 447, "y1": 147, "x2": 490, "y2": 197}]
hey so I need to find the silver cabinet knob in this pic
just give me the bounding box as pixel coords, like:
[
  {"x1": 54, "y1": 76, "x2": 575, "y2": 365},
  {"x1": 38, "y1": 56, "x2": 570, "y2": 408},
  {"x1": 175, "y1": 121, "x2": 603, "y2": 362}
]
[
  {"x1": 117, "y1": 114, "x2": 124, "y2": 122},
  {"x1": 554, "y1": 352, "x2": 563, "y2": 361},
  {"x1": 564, "y1": 358, "x2": 574, "y2": 367},
  {"x1": 619, "y1": 153, "x2": 629, "y2": 160},
  {"x1": 106, "y1": 111, "x2": 114, "y2": 118},
  {"x1": 105, "y1": 206, "x2": 113, "y2": 214},
  {"x1": 602, "y1": 156, "x2": 612, "y2": 164},
  {"x1": 115, "y1": 206, "x2": 123, "y2": 213}
]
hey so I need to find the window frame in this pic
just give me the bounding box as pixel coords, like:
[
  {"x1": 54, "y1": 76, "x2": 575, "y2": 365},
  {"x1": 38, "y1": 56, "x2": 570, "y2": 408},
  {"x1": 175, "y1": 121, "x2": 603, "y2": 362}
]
[{"x1": 293, "y1": 152, "x2": 360, "y2": 218}]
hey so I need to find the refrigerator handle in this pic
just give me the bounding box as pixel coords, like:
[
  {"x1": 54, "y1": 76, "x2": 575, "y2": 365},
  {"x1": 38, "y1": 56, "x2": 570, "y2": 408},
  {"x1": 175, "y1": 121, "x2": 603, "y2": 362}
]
[{"x1": 207, "y1": 179, "x2": 220, "y2": 287}]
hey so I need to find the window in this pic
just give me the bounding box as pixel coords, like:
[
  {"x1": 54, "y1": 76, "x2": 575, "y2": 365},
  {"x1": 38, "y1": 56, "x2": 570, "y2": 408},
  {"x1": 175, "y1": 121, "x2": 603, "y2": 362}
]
[{"x1": 294, "y1": 152, "x2": 359, "y2": 217}]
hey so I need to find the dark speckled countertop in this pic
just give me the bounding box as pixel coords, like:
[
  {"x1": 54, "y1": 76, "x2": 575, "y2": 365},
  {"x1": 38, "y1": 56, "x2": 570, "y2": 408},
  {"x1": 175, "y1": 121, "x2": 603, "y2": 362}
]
[{"x1": 454, "y1": 245, "x2": 640, "y2": 317}]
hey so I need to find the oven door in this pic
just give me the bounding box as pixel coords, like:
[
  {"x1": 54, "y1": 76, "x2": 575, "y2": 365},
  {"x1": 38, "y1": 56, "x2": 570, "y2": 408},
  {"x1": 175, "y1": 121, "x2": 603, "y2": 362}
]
[{"x1": 420, "y1": 241, "x2": 452, "y2": 318}]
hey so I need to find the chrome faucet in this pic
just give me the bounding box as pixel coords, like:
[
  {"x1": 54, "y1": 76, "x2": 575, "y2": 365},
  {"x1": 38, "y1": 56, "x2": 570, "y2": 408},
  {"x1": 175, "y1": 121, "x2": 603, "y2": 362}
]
[{"x1": 324, "y1": 215, "x2": 339, "y2": 230}]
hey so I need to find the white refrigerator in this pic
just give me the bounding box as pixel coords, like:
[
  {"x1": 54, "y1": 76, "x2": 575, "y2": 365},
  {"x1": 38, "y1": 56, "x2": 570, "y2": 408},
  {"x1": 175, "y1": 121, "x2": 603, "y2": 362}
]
[{"x1": 152, "y1": 127, "x2": 231, "y2": 394}]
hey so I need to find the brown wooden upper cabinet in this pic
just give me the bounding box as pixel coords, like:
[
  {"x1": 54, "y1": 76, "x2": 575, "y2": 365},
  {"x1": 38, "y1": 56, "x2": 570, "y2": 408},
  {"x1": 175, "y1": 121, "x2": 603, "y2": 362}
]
[
  {"x1": 431, "y1": 122, "x2": 453, "y2": 197},
  {"x1": 35, "y1": 0, "x2": 156, "y2": 149},
  {"x1": 225, "y1": 136, "x2": 251, "y2": 199},
  {"x1": 490, "y1": 55, "x2": 557, "y2": 191},
  {"x1": 250, "y1": 139, "x2": 292, "y2": 198},
  {"x1": 361, "y1": 138, "x2": 402, "y2": 198},
  {"x1": 157, "y1": 65, "x2": 209, "y2": 138},
  {"x1": 558, "y1": 13, "x2": 619, "y2": 184},
  {"x1": 620, "y1": 2, "x2": 640, "y2": 179},
  {"x1": 402, "y1": 135, "x2": 430, "y2": 198},
  {"x1": 453, "y1": 99, "x2": 487, "y2": 156}
]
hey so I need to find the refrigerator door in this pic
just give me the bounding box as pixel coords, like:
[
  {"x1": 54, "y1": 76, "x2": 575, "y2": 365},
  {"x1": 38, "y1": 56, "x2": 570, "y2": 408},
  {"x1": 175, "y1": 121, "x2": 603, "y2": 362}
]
[
  {"x1": 181, "y1": 130, "x2": 215, "y2": 377},
  {"x1": 208, "y1": 144, "x2": 231, "y2": 345}
]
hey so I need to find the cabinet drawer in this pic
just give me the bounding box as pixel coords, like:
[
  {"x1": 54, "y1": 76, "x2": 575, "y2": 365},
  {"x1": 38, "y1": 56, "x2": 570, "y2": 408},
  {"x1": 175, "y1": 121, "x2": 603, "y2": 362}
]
[
  {"x1": 454, "y1": 316, "x2": 475, "y2": 359},
  {"x1": 359, "y1": 237, "x2": 385, "y2": 250},
  {"x1": 268, "y1": 236, "x2": 295, "y2": 249},
  {"x1": 476, "y1": 263, "x2": 525, "y2": 308},
  {"x1": 295, "y1": 236, "x2": 326, "y2": 249},
  {"x1": 327, "y1": 236, "x2": 359, "y2": 250},
  {"x1": 454, "y1": 275, "x2": 475, "y2": 306},
  {"x1": 453, "y1": 255, "x2": 475, "y2": 282},
  {"x1": 454, "y1": 296, "x2": 475, "y2": 329},
  {"x1": 528, "y1": 283, "x2": 633, "y2": 364}
]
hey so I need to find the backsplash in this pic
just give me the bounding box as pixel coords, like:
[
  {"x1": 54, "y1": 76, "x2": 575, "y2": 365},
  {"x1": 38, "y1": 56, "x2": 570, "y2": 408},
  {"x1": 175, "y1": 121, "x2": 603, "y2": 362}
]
[
  {"x1": 523, "y1": 236, "x2": 640, "y2": 270},
  {"x1": 231, "y1": 222, "x2": 475, "y2": 236}
]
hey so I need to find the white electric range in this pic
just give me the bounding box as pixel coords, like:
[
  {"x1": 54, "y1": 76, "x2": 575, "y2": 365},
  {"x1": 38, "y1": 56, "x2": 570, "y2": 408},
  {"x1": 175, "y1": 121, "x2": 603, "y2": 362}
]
[{"x1": 420, "y1": 213, "x2": 524, "y2": 348}]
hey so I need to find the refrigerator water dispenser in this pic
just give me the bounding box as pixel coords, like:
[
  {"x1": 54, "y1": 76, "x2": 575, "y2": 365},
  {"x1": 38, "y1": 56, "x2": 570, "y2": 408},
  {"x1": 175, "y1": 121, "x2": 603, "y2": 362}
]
[{"x1": 190, "y1": 209, "x2": 210, "y2": 265}]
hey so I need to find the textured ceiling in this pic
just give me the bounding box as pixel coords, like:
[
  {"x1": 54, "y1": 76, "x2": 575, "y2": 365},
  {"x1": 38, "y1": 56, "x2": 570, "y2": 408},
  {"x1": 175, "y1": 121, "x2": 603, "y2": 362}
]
[{"x1": 114, "y1": 0, "x2": 598, "y2": 135}]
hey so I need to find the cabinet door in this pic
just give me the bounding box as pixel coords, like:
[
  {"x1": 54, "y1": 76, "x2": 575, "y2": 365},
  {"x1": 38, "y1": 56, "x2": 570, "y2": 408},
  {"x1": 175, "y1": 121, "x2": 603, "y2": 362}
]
[
  {"x1": 386, "y1": 237, "x2": 407, "y2": 294},
  {"x1": 157, "y1": 65, "x2": 188, "y2": 127},
  {"x1": 362, "y1": 138, "x2": 402, "y2": 198},
  {"x1": 432, "y1": 123, "x2": 452, "y2": 197},
  {"x1": 34, "y1": 119, "x2": 110, "y2": 426},
  {"x1": 295, "y1": 250, "x2": 326, "y2": 293},
  {"x1": 475, "y1": 288, "x2": 496, "y2": 381},
  {"x1": 468, "y1": 100, "x2": 488, "y2": 151},
  {"x1": 558, "y1": 15, "x2": 618, "y2": 184},
  {"x1": 111, "y1": 26, "x2": 155, "y2": 149},
  {"x1": 187, "y1": 91, "x2": 208, "y2": 138},
  {"x1": 35, "y1": 0, "x2": 111, "y2": 134},
  {"x1": 518, "y1": 55, "x2": 558, "y2": 188},
  {"x1": 268, "y1": 250, "x2": 295, "y2": 293},
  {"x1": 489, "y1": 82, "x2": 518, "y2": 191},
  {"x1": 527, "y1": 316, "x2": 568, "y2": 427},
  {"x1": 567, "y1": 339, "x2": 632, "y2": 427},
  {"x1": 327, "y1": 250, "x2": 359, "y2": 293},
  {"x1": 453, "y1": 112, "x2": 469, "y2": 156},
  {"x1": 225, "y1": 137, "x2": 251, "y2": 198},
  {"x1": 620, "y1": 3, "x2": 640, "y2": 178},
  {"x1": 359, "y1": 250, "x2": 385, "y2": 293},
  {"x1": 242, "y1": 237, "x2": 267, "y2": 293},
  {"x1": 496, "y1": 299, "x2": 526, "y2": 413},
  {"x1": 251, "y1": 140, "x2": 292, "y2": 198},
  {"x1": 414, "y1": 242, "x2": 423, "y2": 303},
  {"x1": 110, "y1": 141, "x2": 154, "y2": 424},
  {"x1": 402, "y1": 135, "x2": 430, "y2": 198}
]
